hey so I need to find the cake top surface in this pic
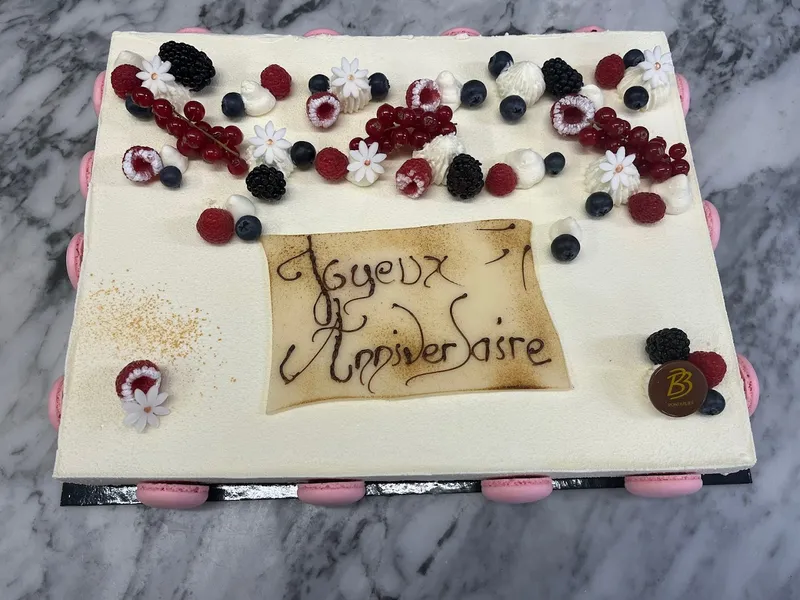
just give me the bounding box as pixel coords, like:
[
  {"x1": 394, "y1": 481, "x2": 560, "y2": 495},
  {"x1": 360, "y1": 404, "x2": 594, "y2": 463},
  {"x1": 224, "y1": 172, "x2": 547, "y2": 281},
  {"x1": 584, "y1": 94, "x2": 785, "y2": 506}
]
[{"x1": 55, "y1": 31, "x2": 755, "y2": 483}]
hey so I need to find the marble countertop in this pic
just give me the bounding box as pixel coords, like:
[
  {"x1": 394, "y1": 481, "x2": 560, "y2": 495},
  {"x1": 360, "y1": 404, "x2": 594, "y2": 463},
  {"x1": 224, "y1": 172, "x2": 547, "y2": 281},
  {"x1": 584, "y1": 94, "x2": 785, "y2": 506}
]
[{"x1": 1, "y1": 1, "x2": 797, "y2": 598}]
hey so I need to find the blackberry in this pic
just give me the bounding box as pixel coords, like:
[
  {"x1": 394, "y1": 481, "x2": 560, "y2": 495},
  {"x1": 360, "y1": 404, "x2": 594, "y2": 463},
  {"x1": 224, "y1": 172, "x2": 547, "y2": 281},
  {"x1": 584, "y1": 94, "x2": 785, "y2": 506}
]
[
  {"x1": 158, "y1": 41, "x2": 216, "y2": 92},
  {"x1": 246, "y1": 165, "x2": 286, "y2": 202},
  {"x1": 645, "y1": 328, "x2": 690, "y2": 364},
  {"x1": 446, "y1": 154, "x2": 484, "y2": 200},
  {"x1": 541, "y1": 58, "x2": 584, "y2": 98}
]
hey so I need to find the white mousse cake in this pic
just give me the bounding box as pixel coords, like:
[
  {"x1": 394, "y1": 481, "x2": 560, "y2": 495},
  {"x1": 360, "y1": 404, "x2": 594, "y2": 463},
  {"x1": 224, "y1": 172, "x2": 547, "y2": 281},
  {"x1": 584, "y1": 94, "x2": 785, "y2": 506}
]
[{"x1": 54, "y1": 31, "x2": 756, "y2": 484}]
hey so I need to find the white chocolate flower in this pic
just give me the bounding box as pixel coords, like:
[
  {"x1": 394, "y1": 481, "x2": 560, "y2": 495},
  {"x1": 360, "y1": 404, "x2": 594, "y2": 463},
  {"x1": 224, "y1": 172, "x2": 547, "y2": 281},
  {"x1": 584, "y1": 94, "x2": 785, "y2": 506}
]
[
  {"x1": 331, "y1": 57, "x2": 370, "y2": 98},
  {"x1": 585, "y1": 146, "x2": 641, "y2": 205},
  {"x1": 122, "y1": 383, "x2": 169, "y2": 433},
  {"x1": 136, "y1": 56, "x2": 175, "y2": 95},
  {"x1": 248, "y1": 121, "x2": 291, "y2": 165},
  {"x1": 639, "y1": 46, "x2": 674, "y2": 88},
  {"x1": 347, "y1": 141, "x2": 386, "y2": 186}
]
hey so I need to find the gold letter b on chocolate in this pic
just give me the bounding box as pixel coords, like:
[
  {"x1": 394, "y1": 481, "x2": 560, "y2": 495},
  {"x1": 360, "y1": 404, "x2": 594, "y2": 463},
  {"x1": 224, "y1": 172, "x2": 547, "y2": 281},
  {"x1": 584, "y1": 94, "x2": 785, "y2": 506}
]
[{"x1": 666, "y1": 367, "x2": 693, "y2": 400}]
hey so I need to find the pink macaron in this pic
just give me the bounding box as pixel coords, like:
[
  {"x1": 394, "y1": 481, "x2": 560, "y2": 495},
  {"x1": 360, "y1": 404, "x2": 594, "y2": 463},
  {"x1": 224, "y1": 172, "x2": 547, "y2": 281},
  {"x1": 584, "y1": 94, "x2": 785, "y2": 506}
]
[
  {"x1": 625, "y1": 473, "x2": 702, "y2": 498},
  {"x1": 297, "y1": 481, "x2": 366, "y2": 506},
  {"x1": 177, "y1": 27, "x2": 210, "y2": 34},
  {"x1": 304, "y1": 29, "x2": 340, "y2": 37},
  {"x1": 48, "y1": 376, "x2": 64, "y2": 430},
  {"x1": 136, "y1": 482, "x2": 210, "y2": 508},
  {"x1": 481, "y1": 476, "x2": 553, "y2": 504},
  {"x1": 676, "y1": 73, "x2": 691, "y2": 117},
  {"x1": 441, "y1": 27, "x2": 481, "y2": 37},
  {"x1": 738, "y1": 353, "x2": 760, "y2": 416},
  {"x1": 703, "y1": 200, "x2": 721, "y2": 250},
  {"x1": 79, "y1": 150, "x2": 94, "y2": 199},
  {"x1": 66, "y1": 233, "x2": 84, "y2": 289},
  {"x1": 574, "y1": 26, "x2": 606, "y2": 33},
  {"x1": 92, "y1": 71, "x2": 105, "y2": 115}
]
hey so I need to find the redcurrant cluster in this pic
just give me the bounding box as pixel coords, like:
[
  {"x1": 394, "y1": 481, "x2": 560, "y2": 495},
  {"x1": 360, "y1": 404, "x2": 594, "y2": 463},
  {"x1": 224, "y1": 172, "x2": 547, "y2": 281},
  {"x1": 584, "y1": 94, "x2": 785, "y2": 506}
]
[
  {"x1": 128, "y1": 88, "x2": 248, "y2": 176},
  {"x1": 577, "y1": 107, "x2": 690, "y2": 183},
  {"x1": 349, "y1": 103, "x2": 457, "y2": 155}
]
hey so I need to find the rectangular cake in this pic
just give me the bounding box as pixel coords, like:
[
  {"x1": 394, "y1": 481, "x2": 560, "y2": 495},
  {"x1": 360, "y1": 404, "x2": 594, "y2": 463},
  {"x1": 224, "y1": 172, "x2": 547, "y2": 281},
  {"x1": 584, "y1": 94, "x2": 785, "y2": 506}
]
[{"x1": 54, "y1": 31, "x2": 756, "y2": 484}]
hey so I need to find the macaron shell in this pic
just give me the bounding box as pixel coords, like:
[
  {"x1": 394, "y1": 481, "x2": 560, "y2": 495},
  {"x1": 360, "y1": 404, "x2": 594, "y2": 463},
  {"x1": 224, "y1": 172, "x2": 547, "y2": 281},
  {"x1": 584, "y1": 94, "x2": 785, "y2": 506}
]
[
  {"x1": 676, "y1": 73, "x2": 691, "y2": 117},
  {"x1": 738, "y1": 353, "x2": 760, "y2": 416},
  {"x1": 92, "y1": 71, "x2": 105, "y2": 115},
  {"x1": 574, "y1": 26, "x2": 606, "y2": 33},
  {"x1": 703, "y1": 200, "x2": 721, "y2": 250},
  {"x1": 304, "y1": 29, "x2": 340, "y2": 37},
  {"x1": 176, "y1": 27, "x2": 210, "y2": 33},
  {"x1": 625, "y1": 473, "x2": 703, "y2": 498},
  {"x1": 297, "y1": 481, "x2": 365, "y2": 506},
  {"x1": 48, "y1": 376, "x2": 64, "y2": 430},
  {"x1": 79, "y1": 150, "x2": 94, "y2": 199},
  {"x1": 136, "y1": 483, "x2": 210, "y2": 508},
  {"x1": 441, "y1": 27, "x2": 481, "y2": 36},
  {"x1": 66, "y1": 233, "x2": 84, "y2": 289},
  {"x1": 481, "y1": 477, "x2": 553, "y2": 503}
]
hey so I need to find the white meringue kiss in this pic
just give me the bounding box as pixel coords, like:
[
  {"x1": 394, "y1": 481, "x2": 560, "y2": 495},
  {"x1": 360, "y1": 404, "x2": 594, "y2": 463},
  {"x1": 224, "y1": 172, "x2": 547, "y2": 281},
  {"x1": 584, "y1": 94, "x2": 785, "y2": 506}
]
[
  {"x1": 496, "y1": 61, "x2": 545, "y2": 105},
  {"x1": 436, "y1": 71, "x2": 463, "y2": 110},
  {"x1": 650, "y1": 174, "x2": 692, "y2": 214},
  {"x1": 503, "y1": 149, "x2": 545, "y2": 189},
  {"x1": 160, "y1": 145, "x2": 189, "y2": 174},
  {"x1": 549, "y1": 217, "x2": 582, "y2": 242},
  {"x1": 241, "y1": 80, "x2": 276, "y2": 116},
  {"x1": 225, "y1": 194, "x2": 257, "y2": 223}
]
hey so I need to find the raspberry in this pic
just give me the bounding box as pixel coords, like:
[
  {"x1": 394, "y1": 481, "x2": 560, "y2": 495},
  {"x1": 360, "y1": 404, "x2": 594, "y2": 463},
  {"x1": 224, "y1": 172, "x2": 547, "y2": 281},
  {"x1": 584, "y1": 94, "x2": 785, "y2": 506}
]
[
  {"x1": 110, "y1": 64, "x2": 141, "y2": 99},
  {"x1": 405, "y1": 79, "x2": 441, "y2": 112},
  {"x1": 122, "y1": 146, "x2": 163, "y2": 183},
  {"x1": 306, "y1": 92, "x2": 341, "y2": 129},
  {"x1": 485, "y1": 163, "x2": 517, "y2": 196},
  {"x1": 395, "y1": 158, "x2": 433, "y2": 199},
  {"x1": 196, "y1": 208, "x2": 235, "y2": 244},
  {"x1": 688, "y1": 351, "x2": 727, "y2": 388},
  {"x1": 260, "y1": 64, "x2": 292, "y2": 100},
  {"x1": 595, "y1": 54, "x2": 625, "y2": 89},
  {"x1": 315, "y1": 147, "x2": 349, "y2": 181},
  {"x1": 628, "y1": 192, "x2": 666, "y2": 224},
  {"x1": 115, "y1": 360, "x2": 161, "y2": 402}
]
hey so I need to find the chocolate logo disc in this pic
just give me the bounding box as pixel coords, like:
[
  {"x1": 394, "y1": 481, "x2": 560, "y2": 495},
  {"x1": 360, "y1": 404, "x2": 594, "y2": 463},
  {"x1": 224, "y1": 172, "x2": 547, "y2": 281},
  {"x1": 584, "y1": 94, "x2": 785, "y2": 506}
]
[{"x1": 648, "y1": 361, "x2": 708, "y2": 417}]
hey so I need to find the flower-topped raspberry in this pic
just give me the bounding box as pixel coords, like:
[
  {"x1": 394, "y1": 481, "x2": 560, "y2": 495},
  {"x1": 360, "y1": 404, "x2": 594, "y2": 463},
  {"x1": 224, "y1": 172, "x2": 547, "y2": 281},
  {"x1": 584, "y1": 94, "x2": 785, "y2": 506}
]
[
  {"x1": 248, "y1": 121, "x2": 291, "y2": 165},
  {"x1": 306, "y1": 92, "x2": 342, "y2": 128},
  {"x1": 122, "y1": 382, "x2": 170, "y2": 432},
  {"x1": 332, "y1": 57, "x2": 369, "y2": 98},
  {"x1": 137, "y1": 56, "x2": 175, "y2": 95},
  {"x1": 550, "y1": 94, "x2": 595, "y2": 136},
  {"x1": 347, "y1": 140, "x2": 386, "y2": 186},
  {"x1": 406, "y1": 79, "x2": 442, "y2": 112},
  {"x1": 639, "y1": 46, "x2": 674, "y2": 87}
]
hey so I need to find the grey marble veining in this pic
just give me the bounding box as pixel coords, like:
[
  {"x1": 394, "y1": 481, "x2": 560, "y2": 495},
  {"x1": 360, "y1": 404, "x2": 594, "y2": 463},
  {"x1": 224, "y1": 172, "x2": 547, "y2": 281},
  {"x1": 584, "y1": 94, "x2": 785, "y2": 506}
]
[{"x1": 1, "y1": 0, "x2": 798, "y2": 598}]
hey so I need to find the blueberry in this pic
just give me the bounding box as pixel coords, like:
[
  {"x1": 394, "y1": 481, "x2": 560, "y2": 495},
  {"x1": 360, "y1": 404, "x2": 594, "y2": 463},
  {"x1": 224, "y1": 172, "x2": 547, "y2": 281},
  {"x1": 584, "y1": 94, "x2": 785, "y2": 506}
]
[
  {"x1": 551, "y1": 234, "x2": 580, "y2": 262},
  {"x1": 499, "y1": 95, "x2": 526, "y2": 122},
  {"x1": 623, "y1": 49, "x2": 645, "y2": 69},
  {"x1": 368, "y1": 72, "x2": 390, "y2": 101},
  {"x1": 221, "y1": 92, "x2": 246, "y2": 118},
  {"x1": 624, "y1": 86, "x2": 650, "y2": 110},
  {"x1": 125, "y1": 94, "x2": 152, "y2": 119},
  {"x1": 290, "y1": 141, "x2": 316, "y2": 169},
  {"x1": 235, "y1": 215, "x2": 262, "y2": 241},
  {"x1": 460, "y1": 80, "x2": 487, "y2": 107},
  {"x1": 159, "y1": 166, "x2": 182, "y2": 188},
  {"x1": 585, "y1": 191, "x2": 613, "y2": 217},
  {"x1": 699, "y1": 389, "x2": 726, "y2": 416},
  {"x1": 488, "y1": 51, "x2": 514, "y2": 78},
  {"x1": 544, "y1": 152, "x2": 566, "y2": 175},
  {"x1": 308, "y1": 74, "x2": 330, "y2": 93}
]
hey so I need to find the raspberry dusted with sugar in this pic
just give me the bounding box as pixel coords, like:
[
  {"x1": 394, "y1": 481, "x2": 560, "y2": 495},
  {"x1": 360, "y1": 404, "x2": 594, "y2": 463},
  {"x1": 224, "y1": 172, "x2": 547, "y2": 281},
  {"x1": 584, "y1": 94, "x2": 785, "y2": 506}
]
[
  {"x1": 306, "y1": 92, "x2": 342, "y2": 129},
  {"x1": 595, "y1": 54, "x2": 625, "y2": 89},
  {"x1": 260, "y1": 64, "x2": 292, "y2": 100},
  {"x1": 196, "y1": 208, "x2": 235, "y2": 245},
  {"x1": 115, "y1": 360, "x2": 162, "y2": 402},
  {"x1": 110, "y1": 64, "x2": 141, "y2": 98},
  {"x1": 122, "y1": 146, "x2": 163, "y2": 183},
  {"x1": 405, "y1": 79, "x2": 442, "y2": 112},
  {"x1": 396, "y1": 158, "x2": 433, "y2": 199},
  {"x1": 315, "y1": 147, "x2": 349, "y2": 181},
  {"x1": 485, "y1": 163, "x2": 518, "y2": 197},
  {"x1": 550, "y1": 94, "x2": 595, "y2": 136},
  {"x1": 688, "y1": 351, "x2": 728, "y2": 388},
  {"x1": 628, "y1": 192, "x2": 666, "y2": 224}
]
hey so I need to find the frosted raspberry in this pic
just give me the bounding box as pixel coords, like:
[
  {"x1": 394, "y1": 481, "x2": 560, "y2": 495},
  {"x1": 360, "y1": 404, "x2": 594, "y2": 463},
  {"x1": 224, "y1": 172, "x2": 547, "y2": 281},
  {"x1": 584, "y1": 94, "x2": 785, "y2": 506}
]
[
  {"x1": 688, "y1": 351, "x2": 728, "y2": 388},
  {"x1": 550, "y1": 94, "x2": 595, "y2": 136},
  {"x1": 628, "y1": 192, "x2": 666, "y2": 224},
  {"x1": 595, "y1": 54, "x2": 625, "y2": 89},
  {"x1": 260, "y1": 64, "x2": 292, "y2": 100},
  {"x1": 405, "y1": 79, "x2": 441, "y2": 112},
  {"x1": 110, "y1": 64, "x2": 141, "y2": 98},
  {"x1": 315, "y1": 147, "x2": 349, "y2": 181},
  {"x1": 485, "y1": 163, "x2": 518, "y2": 196},
  {"x1": 306, "y1": 92, "x2": 341, "y2": 129},
  {"x1": 115, "y1": 360, "x2": 161, "y2": 402},
  {"x1": 396, "y1": 158, "x2": 433, "y2": 199},
  {"x1": 122, "y1": 146, "x2": 163, "y2": 183}
]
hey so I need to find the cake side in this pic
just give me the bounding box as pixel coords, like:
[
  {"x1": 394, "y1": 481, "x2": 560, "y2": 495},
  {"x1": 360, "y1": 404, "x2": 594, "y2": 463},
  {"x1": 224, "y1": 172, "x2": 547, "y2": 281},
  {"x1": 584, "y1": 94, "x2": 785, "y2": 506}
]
[{"x1": 55, "y1": 31, "x2": 755, "y2": 483}]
